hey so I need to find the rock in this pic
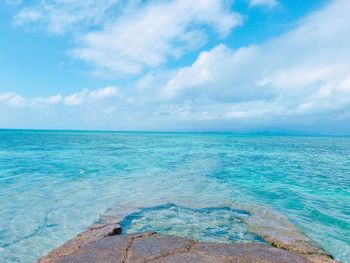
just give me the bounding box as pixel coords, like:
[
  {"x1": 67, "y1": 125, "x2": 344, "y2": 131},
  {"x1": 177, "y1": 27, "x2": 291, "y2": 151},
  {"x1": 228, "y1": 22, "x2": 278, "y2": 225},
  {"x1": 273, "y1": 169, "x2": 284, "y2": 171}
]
[
  {"x1": 37, "y1": 223, "x2": 122, "y2": 263},
  {"x1": 38, "y1": 232, "x2": 330, "y2": 263},
  {"x1": 124, "y1": 232, "x2": 193, "y2": 262},
  {"x1": 241, "y1": 209, "x2": 335, "y2": 262},
  {"x1": 57, "y1": 235, "x2": 131, "y2": 263},
  {"x1": 191, "y1": 242, "x2": 309, "y2": 263},
  {"x1": 38, "y1": 204, "x2": 338, "y2": 263}
]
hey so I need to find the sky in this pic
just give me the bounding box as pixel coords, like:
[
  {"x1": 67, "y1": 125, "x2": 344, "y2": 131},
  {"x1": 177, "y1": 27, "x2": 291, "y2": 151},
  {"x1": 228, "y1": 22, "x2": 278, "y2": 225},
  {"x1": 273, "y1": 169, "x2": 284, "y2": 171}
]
[{"x1": 1, "y1": 0, "x2": 350, "y2": 134}]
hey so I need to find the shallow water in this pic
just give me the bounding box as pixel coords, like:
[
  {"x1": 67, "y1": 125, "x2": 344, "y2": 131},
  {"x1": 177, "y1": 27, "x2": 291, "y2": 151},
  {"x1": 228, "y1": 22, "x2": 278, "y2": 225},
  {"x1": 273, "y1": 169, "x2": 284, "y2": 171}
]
[
  {"x1": 0, "y1": 130, "x2": 349, "y2": 262},
  {"x1": 120, "y1": 204, "x2": 265, "y2": 244}
]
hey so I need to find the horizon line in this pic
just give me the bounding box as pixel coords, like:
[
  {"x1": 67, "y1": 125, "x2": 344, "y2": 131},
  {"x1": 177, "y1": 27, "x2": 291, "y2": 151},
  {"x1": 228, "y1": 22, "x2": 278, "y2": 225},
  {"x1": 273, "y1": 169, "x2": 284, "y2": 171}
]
[{"x1": 0, "y1": 127, "x2": 349, "y2": 137}]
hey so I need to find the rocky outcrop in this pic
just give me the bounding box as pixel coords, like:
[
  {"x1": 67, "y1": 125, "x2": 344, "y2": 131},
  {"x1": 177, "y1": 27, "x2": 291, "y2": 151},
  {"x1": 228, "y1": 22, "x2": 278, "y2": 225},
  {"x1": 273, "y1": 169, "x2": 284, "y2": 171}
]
[
  {"x1": 242, "y1": 208, "x2": 335, "y2": 263},
  {"x1": 38, "y1": 223, "x2": 122, "y2": 263},
  {"x1": 39, "y1": 232, "x2": 313, "y2": 263},
  {"x1": 37, "y1": 204, "x2": 338, "y2": 263}
]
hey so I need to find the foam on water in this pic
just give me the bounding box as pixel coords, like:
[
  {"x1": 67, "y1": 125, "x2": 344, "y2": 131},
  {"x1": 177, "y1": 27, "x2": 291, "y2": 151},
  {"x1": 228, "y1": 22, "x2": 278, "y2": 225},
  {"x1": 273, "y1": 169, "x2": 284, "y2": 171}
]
[{"x1": 0, "y1": 130, "x2": 349, "y2": 262}]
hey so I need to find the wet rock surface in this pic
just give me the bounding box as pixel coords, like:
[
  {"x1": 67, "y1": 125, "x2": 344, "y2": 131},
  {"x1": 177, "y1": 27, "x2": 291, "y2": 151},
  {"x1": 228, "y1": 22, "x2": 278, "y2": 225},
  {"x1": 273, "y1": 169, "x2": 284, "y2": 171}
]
[
  {"x1": 39, "y1": 232, "x2": 313, "y2": 263},
  {"x1": 242, "y1": 209, "x2": 336, "y2": 263},
  {"x1": 37, "y1": 223, "x2": 122, "y2": 263},
  {"x1": 38, "y1": 204, "x2": 338, "y2": 263}
]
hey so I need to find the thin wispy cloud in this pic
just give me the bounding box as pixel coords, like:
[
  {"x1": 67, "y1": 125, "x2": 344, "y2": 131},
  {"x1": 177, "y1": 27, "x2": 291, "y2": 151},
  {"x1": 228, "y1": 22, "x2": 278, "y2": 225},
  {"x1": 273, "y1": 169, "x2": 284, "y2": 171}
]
[
  {"x1": 72, "y1": 0, "x2": 243, "y2": 75},
  {"x1": 13, "y1": 0, "x2": 122, "y2": 34},
  {"x1": 63, "y1": 86, "x2": 120, "y2": 106},
  {"x1": 4, "y1": 0, "x2": 22, "y2": 6},
  {"x1": 11, "y1": 0, "x2": 242, "y2": 74},
  {"x1": 0, "y1": 87, "x2": 119, "y2": 108},
  {"x1": 249, "y1": 0, "x2": 278, "y2": 8}
]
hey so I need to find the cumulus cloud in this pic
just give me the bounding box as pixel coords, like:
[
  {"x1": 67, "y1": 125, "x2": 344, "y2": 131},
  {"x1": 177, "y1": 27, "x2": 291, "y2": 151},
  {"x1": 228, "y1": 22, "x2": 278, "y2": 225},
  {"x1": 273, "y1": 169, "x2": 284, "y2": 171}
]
[
  {"x1": 157, "y1": 0, "x2": 350, "y2": 124},
  {"x1": 72, "y1": 0, "x2": 242, "y2": 74},
  {"x1": 160, "y1": 44, "x2": 270, "y2": 102},
  {"x1": 63, "y1": 86, "x2": 119, "y2": 106},
  {"x1": 0, "y1": 92, "x2": 26, "y2": 108}
]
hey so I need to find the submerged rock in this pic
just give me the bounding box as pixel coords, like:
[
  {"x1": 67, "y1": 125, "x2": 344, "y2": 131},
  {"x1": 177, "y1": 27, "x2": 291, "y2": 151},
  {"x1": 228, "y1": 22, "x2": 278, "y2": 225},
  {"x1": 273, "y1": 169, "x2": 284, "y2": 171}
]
[{"x1": 241, "y1": 208, "x2": 335, "y2": 262}]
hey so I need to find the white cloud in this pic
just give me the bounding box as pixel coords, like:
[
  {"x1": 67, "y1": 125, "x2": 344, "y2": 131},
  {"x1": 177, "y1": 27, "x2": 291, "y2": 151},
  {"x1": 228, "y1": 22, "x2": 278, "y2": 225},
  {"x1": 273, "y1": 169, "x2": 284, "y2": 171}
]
[
  {"x1": 249, "y1": 0, "x2": 278, "y2": 8},
  {"x1": 63, "y1": 86, "x2": 119, "y2": 106},
  {"x1": 157, "y1": 0, "x2": 350, "y2": 122},
  {"x1": 62, "y1": 90, "x2": 87, "y2": 106},
  {"x1": 0, "y1": 86, "x2": 119, "y2": 108},
  {"x1": 0, "y1": 92, "x2": 63, "y2": 108},
  {"x1": 89, "y1": 86, "x2": 119, "y2": 100},
  {"x1": 31, "y1": 94, "x2": 62, "y2": 107},
  {"x1": 13, "y1": 8, "x2": 41, "y2": 25},
  {"x1": 72, "y1": 0, "x2": 242, "y2": 74},
  {"x1": 12, "y1": 0, "x2": 242, "y2": 75},
  {"x1": 13, "y1": 0, "x2": 121, "y2": 34},
  {"x1": 3, "y1": 0, "x2": 350, "y2": 133},
  {"x1": 4, "y1": 0, "x2": 22, "y2": 6},
  {"x1": 0, "y1": 92, "x2": 26, "y2": 108},
  {"x1": 160, "y1": 44, "x2": 268, "y2": 102}
]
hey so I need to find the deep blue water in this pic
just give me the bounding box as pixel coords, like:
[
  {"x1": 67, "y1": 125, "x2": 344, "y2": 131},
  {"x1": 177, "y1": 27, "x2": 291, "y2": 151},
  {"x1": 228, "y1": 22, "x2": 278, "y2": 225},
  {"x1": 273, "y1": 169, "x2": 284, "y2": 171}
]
[{"x1": 0, "y1": 130, "x2": 349, "y2": 262}]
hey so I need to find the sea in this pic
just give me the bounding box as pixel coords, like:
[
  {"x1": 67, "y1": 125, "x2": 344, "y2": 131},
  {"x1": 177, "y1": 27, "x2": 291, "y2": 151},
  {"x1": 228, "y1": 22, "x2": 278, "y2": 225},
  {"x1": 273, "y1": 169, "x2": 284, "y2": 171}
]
[{"x1": 0, "y1": 129, "x2": 349, "y2": 262}]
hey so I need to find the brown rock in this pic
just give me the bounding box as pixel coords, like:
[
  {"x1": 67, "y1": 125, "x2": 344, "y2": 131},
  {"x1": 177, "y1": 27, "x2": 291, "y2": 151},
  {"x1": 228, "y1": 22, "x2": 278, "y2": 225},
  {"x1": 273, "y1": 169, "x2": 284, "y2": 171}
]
[
  {"x1": 57, "y1": 235, "x2": 131, "y2": 263},
  {"x1": 39, "y1": 233, "x2": 325, "y2": 263},
  {"x1": 38, "y1": 205, "x2": 338, "y2": 263},
  {"x1": 125, "y1": 233, "x2": 193, "y2": 263},
  {"x1": 241, "y1": 208, "x2": 335, "y2": 262},
  {"x1": 191, "y1": 242, "x2": 308, "y2": 263},
  {"x1": 151, "y1": 252, "x2": 230, "y2": 263},
  {"x1": 38, "y1": 223, "x2": 122, "y2": 263}
]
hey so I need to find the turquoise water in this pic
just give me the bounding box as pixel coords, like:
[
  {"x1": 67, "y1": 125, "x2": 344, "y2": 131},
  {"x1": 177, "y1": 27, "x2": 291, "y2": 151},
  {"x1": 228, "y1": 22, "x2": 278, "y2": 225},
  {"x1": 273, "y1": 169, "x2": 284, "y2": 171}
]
[
  {"x1": 120, "y1": 204, "x2": 266, "y2": 244},
  {"x1": 0, "y1": 130, "x2": 349, "y2": 262}
]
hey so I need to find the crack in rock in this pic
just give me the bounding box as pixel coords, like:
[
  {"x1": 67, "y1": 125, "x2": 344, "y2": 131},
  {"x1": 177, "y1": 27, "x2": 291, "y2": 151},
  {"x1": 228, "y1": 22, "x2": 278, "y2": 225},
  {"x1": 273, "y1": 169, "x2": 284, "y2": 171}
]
[
  {"x1": 145, "y1": 240, "x2": 196, "y2": 263},
  {"x1": 123, "y1": 232, "x2": 157, "y2": 263}
]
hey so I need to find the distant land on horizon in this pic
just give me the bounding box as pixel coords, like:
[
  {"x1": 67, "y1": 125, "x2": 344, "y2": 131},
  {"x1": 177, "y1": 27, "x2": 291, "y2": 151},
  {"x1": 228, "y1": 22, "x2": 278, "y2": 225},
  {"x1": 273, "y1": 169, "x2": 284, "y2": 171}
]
[{"x1": 1, "y1": 127, "x2": 349, "y2": 137}]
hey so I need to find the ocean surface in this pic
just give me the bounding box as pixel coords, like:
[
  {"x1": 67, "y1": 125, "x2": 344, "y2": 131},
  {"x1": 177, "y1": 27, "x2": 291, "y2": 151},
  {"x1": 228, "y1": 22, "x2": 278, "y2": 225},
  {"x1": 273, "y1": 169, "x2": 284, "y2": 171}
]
[{"x1": 0, "y1": 130, "x2": 349, "y2": 263}]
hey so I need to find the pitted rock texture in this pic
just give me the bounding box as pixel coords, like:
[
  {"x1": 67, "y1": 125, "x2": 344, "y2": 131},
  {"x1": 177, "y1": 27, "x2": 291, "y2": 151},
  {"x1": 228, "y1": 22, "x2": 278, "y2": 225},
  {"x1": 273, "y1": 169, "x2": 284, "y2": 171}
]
[
  {"x1": 37, "y1": 223, "x2": 122, "y2": 263},
  {"x1": 38, "y1": 204, "x2": 338, "y2": 263},
  {"x1": 242, "y1": 209, "x2": 336, "y2": 262},
  {"x1": 38, "y1": 232, "x2": 334, "y2": 263}
]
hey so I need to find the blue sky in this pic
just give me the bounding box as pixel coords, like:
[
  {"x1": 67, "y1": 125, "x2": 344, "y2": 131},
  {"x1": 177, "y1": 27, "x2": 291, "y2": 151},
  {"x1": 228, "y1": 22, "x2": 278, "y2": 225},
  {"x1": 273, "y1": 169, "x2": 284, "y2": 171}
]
[{"x1": 1, "y1": 0, "x2": 350, "y2": 134}]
